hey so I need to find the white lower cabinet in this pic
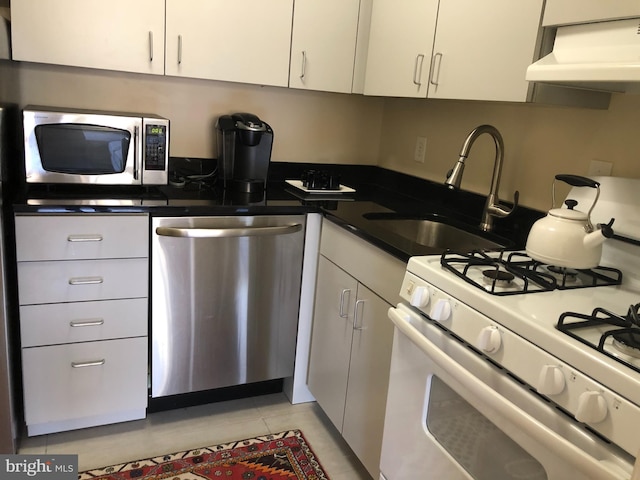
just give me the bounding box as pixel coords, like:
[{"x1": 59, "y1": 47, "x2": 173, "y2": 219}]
[
  {"x1": 15, "y1": 213, "x2": 149, "y2": 436},
  {"x1": 307, "y1": 220, "x2": 406, "y2": 478},
  {"x1": 22, "y1": 337, "x2": 148, "y2": 434}
]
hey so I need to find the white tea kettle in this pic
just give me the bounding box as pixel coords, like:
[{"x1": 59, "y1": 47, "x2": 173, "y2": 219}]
[{"x1": 525, "y1": 174, "x2": 615, "y2": 269}]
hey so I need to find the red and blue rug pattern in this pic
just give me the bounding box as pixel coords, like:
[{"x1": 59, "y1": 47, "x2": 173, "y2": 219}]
[{"x1": 78, "y1": 429, "x2": 329, "y2": 480}]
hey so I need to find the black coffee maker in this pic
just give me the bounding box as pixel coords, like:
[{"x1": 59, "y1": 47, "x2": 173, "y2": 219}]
[{"x1": 216, "y1": 113, "x2": 273, "y2": 193}]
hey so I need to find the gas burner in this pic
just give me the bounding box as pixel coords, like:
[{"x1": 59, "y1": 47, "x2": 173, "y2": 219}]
[
  {"x1": 612, "y1": 331, "x2": 640, "y2": 359},
  {"x1": 546, "y1": 265, "x2": 579, "y2": 283},
  {"x1": 482, "y1": 269, "x2": 514, "y2": 287}
]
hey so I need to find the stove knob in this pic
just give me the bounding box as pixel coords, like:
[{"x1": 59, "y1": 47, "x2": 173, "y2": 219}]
[
  {"x1": 575, "y1": 391, "x2": 608, "y2": 424},
  {"x1": 410, "y1": 286, "x2": 430, "y2": 308},
  {"x1": 537, "y1": 365, "x2": 565, "y2": 396},
  {"x1": 429, "y1": 299, "x2": 451, "y2": 322},
  {"x1": 476, "y1": 326, "x2": 501, "y2": 354}
]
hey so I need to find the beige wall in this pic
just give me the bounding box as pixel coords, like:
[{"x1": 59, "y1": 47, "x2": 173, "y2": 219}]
[
  {"x1": 2, "y1": 60, "x2": 640, "y2": 211},
  {"x1": 0, "y1": 61, "x2": 384, "y2": 165},
  {"x1": 378, "y1": 94, "x2": 640, "y2": 211}
]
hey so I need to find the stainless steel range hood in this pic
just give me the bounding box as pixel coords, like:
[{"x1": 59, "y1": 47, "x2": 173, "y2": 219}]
[{"x1": 526, "y1": 17, "x2": 640, "y2": 93}]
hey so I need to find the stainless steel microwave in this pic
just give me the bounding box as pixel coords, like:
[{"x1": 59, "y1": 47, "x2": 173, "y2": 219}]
[{"x1": 22, "y1": 106, "x2": 169, "y2": 185}]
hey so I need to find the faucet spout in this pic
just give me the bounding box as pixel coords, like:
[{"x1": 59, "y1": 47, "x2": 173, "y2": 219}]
[{"x1": 444, "y1": 124, "x2": 519, "y2": 232}]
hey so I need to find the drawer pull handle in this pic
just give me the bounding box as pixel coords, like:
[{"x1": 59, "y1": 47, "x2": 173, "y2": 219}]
[
  {"x1": 67, "y1": 234, "x2": 103, "y2": 242},
  {"x1": 70, "y1": 319, "x2": 104, "y2": 327},
  {"x1": 68, "y1": 277, "x2": 104, "y2": 285},
  {"x1": 71, "y1": 359, "x2": 105, "y2": 368}
]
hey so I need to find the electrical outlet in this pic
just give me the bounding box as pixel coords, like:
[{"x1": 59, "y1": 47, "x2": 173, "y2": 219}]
[
  {"x1": 414, "y1": 136, "x2": 427, "y2": 163},
  {"x1": 588, "y1": 160, "x2": 613, "y2": 176}
]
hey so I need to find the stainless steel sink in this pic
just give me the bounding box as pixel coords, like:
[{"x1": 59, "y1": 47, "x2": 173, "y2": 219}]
[{"x1": 363, "y1": 213, "x2": 508, "y2": 251}]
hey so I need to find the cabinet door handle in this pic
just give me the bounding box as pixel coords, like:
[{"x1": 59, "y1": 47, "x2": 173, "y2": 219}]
[
  {"x1": 68, "y1": 277, "x2": 104, "y2": 285},
  {"x1": 71, "y1": 359, "x2": 105, "y2": 368},
  {"x1": 339, "y1": 289, "x2": 351, "y2": 318},
  {"x1": 70, "y1": 319, "x2": 104, "y2": 327},
  {"x1": 300, "y1": 51, "x2": 307, "y2": 80},
  {"x1": 67, "y1": 234, "x2": 103, "y2": 243},
  {"x1": 353, "y1": 299, "x2": 366, "y2": 330},
  {"x1": 148, "y1": 31, "x2": 154, "y2": 62},
  {"x1": 178, "y1": 35, "x2": 183, "y2": 65},
  {"x1": 430, "y1": 52, "x2": 443, "y2": 86},
  {"x1": 413, "y1": 54, "x2": 425, "y2": 86}
]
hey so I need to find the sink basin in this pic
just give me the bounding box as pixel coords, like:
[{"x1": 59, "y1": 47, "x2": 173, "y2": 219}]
[{"x1": 363, "y1": 212, "x2": 509, "y2": 252}]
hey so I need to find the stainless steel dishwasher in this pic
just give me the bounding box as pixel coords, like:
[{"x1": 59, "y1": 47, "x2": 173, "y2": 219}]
[{"x1": 151, "y1": 215, "x2": 306, "y2": 398}]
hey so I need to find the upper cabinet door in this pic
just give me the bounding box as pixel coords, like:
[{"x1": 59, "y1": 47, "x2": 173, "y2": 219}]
[
  {"x1": 11, "y1": 0, "x2": 165, "y2": 75},
  {"x1": 289, "y1": 0, "x2": 362, "y2": 94},
  {"x1": 428, "y1": 0, "x2": 544, "y2": 102},
  {"x1": 166, "y1": 0, "x2": 294, "y2": 87},
  {"x1": 363, "y1": 0, "x2": 439, "y2": 98}
]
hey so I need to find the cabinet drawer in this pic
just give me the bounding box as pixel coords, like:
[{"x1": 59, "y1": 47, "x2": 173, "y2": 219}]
[
  {"x1": 15, "y1": 214, "x2": 149, "y2": 261},
  {"x1": 20, "y1": 298, "x2": 148, "y2": 347},
  {"x1": 18, "y1": 258, "x2": 148, "y2": 305},
  {"x1": 22, "y1": 337, "x2": 148, "y2": 426}
]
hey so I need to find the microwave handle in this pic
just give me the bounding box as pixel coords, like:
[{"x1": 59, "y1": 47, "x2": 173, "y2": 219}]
[{"x1": 133, "y1": 126, "x2": 139, "y2": 181}]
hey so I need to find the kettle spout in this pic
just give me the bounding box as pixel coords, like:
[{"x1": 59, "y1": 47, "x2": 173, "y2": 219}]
[{"x1": 584, "y1": 218, "x2": 615, "y2": 249}]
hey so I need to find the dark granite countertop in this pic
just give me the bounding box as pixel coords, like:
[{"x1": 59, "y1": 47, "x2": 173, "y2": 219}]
[{"x1": 10, "y1": 161, "x2": 544, "y2": 262}]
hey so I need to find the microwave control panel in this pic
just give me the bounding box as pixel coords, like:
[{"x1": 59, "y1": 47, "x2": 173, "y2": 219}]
[{"x1": 144, "y1": 124, "x2": 167, "y2": 171}]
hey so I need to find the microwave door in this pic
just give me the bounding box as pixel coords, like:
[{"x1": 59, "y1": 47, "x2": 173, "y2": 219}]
[{"x1": 23, "y1": 110, "x2": 143, "y2": 185}]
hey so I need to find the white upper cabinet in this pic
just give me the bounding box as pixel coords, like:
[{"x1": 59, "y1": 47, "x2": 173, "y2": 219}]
[
  {"x1": 364, "y1": 0, "x2": 545, "y2": 102},
  {"x1": 429, "y1": 0, "x2": 544, "y2": 102},
  {"x1": 363, "y1": 0, "x2": 439, "y2": 98},
  {"x1": 165, "y1": 0, "x2": 294, "y2": 87},
  {"x1": 289, "y1": 0, "x2": 362, "y2": 94},
  {"x1": 11, "y1": 0, "x2": 165, "y2": 75}
]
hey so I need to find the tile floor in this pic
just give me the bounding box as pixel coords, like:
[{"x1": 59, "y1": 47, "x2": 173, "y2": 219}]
[{"x1": 18, "y1": 393, "x2": 373, "y2": 480}]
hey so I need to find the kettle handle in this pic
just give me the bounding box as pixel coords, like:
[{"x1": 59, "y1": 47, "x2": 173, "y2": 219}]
[
  {"x1": 555, "y1": 174, "x2": 600, "y2": 189},
  {"x1": 552, "y1": 174, "x2": 601, "y2": 231}
]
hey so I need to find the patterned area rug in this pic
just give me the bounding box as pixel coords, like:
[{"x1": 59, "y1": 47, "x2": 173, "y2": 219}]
[{"x1": 78, "y1": 430, "x2": 329, "y2": 480}]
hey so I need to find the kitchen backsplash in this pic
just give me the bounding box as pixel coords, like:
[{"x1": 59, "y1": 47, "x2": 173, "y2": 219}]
[{"x1": 1, "y1": 60, "x2": 639, "y2": 212}]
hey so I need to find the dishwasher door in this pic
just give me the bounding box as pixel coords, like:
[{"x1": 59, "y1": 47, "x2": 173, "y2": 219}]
[{"x1": 151, "y1": 215, "x2": 306, "y2": 398}]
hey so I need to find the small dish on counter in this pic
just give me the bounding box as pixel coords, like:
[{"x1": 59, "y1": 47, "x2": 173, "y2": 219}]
[{"x1": 285, "y1": 180, "x2": 356, "y2": 194}]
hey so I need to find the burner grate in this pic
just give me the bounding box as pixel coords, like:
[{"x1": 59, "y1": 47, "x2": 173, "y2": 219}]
[
  {"x1": 440, "y1": 250, "x2": 556, "y2": 296},
  {"x1": 440, "y1": 249, "x2": 622, "y2": 296},
  {"x1": 557, "y1": 304, "x2": 640, "y2": 373}
]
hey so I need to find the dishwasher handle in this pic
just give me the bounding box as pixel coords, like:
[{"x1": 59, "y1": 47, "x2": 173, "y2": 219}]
[{"x1": 155, "y1": 223, "x2": 303, "y2": 239}]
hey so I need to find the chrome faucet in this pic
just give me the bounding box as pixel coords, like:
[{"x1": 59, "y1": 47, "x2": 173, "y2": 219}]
[{"x1": 445, "y1": 124, "x2": 519, "y2": 232}]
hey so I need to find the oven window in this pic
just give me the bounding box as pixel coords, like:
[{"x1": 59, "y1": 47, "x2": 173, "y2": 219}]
[
  {"x1": 35, "y1": 124, "x2": 131, "y2": 175},
  {"x1": 426, "y1": 375, "x2": 548, "y2": 480}
]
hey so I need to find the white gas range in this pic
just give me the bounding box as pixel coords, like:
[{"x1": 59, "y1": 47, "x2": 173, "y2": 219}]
[{"x1": 380, "y1": 177, "x2": 640, "y2": 480}]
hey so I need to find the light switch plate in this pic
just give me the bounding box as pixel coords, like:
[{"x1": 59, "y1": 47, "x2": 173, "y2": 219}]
[{"x1": 588, "y1": 160, "x2": 613, "y2": 176}]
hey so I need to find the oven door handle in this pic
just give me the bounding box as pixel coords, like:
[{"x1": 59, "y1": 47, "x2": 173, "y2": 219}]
[{"x1": 388, "y1": 305, "x2": 628, "y2": 480}]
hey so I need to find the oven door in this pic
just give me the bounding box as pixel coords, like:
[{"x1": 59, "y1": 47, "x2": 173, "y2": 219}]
[{"x1": 380, "y1": 304, "x2": 632, "y2": 480}]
